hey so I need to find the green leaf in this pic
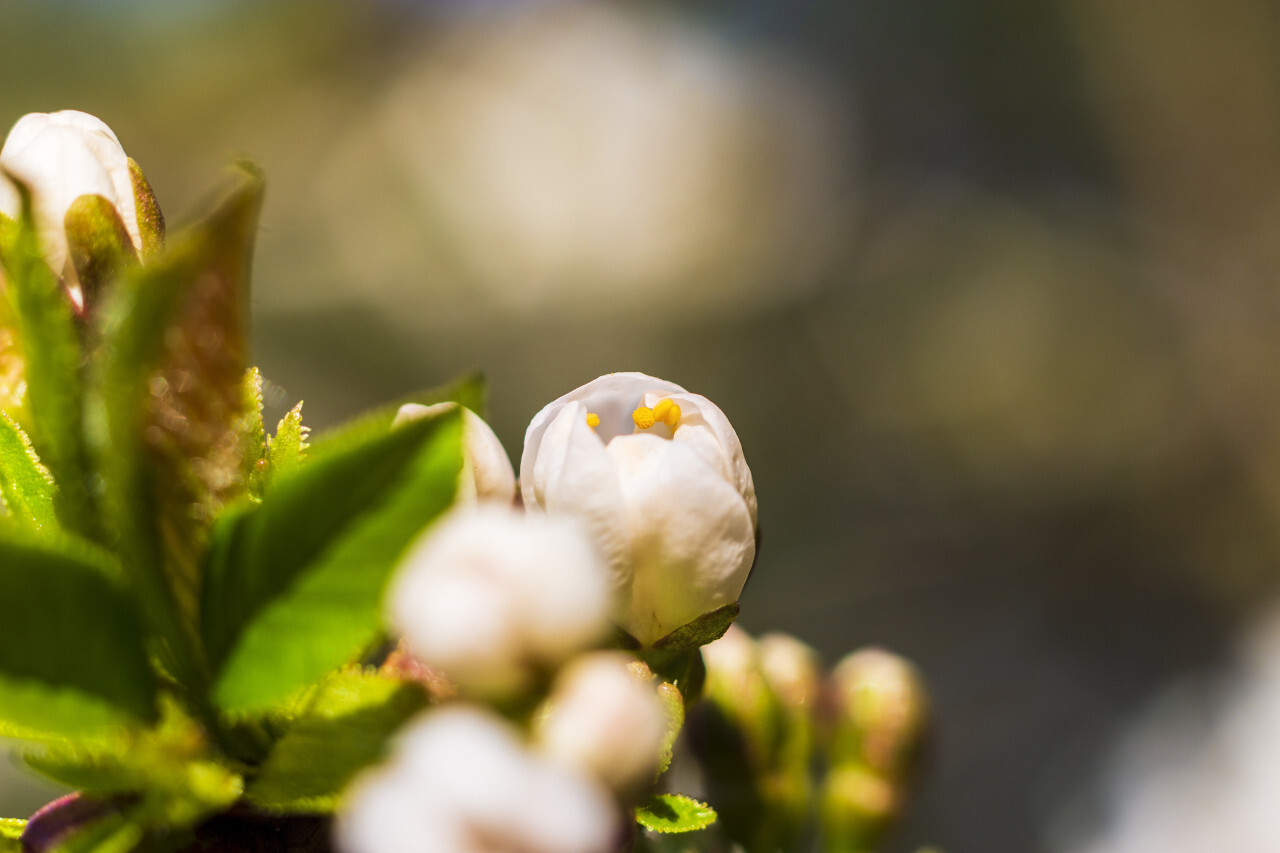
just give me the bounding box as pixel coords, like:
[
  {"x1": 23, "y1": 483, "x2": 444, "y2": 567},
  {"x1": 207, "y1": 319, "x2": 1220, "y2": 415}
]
[
  {"x1": 0, "y1": 412, "x2": 56, "y2": 529},
  {"x1": 202, "y1": 409, "x2": 462, "y2": 713},
  {"x1": 0, "y1": 819, "x2": 24, "y2": 843},
  {"x1": 307, "y1": 372, "x2": 485, "y2": 461},
  {"x1": 0, "y1": 528, "x2": 155, "y2": 741},
  {"x1": 265, "y1": 401, "x2": 309, "y2": 489},
  {"x1": 246, "y1": 669, "x2": 427, "y2": 813},
  {"x1": 241, "y1": 367, "x2": 268, "y2": 498},
  {"x1": 25, "y1": 696, "x2": 237, "y2": 797},
  {"x1": 636, "y1": 794, "x2": 718, "y2": 834},
  {"x1": 0, "y1": 179, "x2": 93, "y2": 536},
  {"x1": 89, "y1": 164, "x2": 265, "y2": 684}
]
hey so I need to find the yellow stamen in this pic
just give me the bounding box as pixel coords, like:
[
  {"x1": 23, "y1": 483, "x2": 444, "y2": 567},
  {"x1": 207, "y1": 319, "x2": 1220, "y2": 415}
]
[
  {"x1": 652, "y1": 399, "x2": 673, "y2": 422},
  {"x1": 632, "y1": 406, "x2": 656, "y2": 430},
  {"x1": 663, "y1": 402, "x2": 681, "y2": 426},
  {"x1": 586, "y1": 412, "x2": 600, "y2": 429}
]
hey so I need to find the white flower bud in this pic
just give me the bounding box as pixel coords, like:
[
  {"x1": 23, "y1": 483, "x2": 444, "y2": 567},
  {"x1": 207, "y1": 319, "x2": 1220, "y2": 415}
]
[
  {"x1": 338, "y1": 706, "x2": 618, "y2": 853},
  {"x1": 0, "y1": 111, "x2": 147, "y2": 303},
  {"x1": 521, "y1": 372, "x2": 757, "y2": 646},
  {"x1": 393, "y1": 402, "x2": 515, "y2": 504},
  {"x1": 759, "y1": 632, "x2": 821, "y2": 712},
  {"x1": 388, "y1": 505, "x2": 609, "y2": 697},
  {"x1": 535, "y1": 652, "x2": 668, "y2": 795}
]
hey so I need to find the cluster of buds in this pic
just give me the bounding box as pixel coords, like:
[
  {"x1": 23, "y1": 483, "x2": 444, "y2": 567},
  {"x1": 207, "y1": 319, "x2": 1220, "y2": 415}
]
[
  {"x1": 0, "y1": 107, "x2": 936, "y2": 853},
  {"x1": 690, "y1": 627, "x2": 930, "y2": 853},
  {"x1": 344, "y1": 372, "x2": 757, "y2": 853}
]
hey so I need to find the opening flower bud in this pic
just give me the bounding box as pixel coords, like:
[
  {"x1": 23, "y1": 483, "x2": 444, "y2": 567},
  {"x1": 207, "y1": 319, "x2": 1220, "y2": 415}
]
[
  {"x1": 0, "y1": 110, "x2": 161, "y2": 310},
  {"x1": 521, "y1": 372, "x2": 757, "y2": 647}
]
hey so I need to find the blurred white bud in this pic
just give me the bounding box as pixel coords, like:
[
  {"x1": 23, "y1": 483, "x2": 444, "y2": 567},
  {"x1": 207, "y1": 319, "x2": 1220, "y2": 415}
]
[
  {"x1": 0, "y1": 110, "x2": 156, "y2": 305},
  {"x1": 829, "y1": 648, "x2": 929, "y2": 779},
  {"x1": 521, "y1": 372, "x2": 756, "y2": 646},
  {"x1": 394, "y1": 402, "x2": 515, "y2": 504},
  {"x1": 388, "y1": 505, "x2": 609, "y2": 697},
  {"x1": 338, "y1": 706, "x2": 618, "y2": 853},
  {"x1": 535, "y1": 652, "x2": 668, "y2": 795},
  {"x1": 759, "y1": 632, "x2": 822, "y2": 712}
]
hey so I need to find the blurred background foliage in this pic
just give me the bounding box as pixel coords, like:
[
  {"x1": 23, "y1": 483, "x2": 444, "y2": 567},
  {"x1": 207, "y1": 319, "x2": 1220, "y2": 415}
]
[{"x1": 4, "y1": 1, "x2": 1280, "y2": 851}]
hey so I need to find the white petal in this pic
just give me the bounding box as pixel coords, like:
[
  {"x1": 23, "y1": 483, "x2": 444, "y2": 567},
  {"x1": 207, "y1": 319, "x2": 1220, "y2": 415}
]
[
  {"x1": 607, "y1": 434, "x2": 755, "y2": 644},
  {"x1": 521, "y1": 372, "x2": 685, "y2": 486},
  {"x1": 527, "y1": 402, "x2": 632, "y2": 599},
  {"x1": 663, "y1": 391, "x2": 757, "y2": 526},
  {"x1": 337, "y1": 763, "x2": 442, "y2": 853},
  {"x1": 390, "y1": 568, "x2": 525, "y2": 696},
  {"x1": 510, "y1": 515, "x2": 610, "y2": 662}
]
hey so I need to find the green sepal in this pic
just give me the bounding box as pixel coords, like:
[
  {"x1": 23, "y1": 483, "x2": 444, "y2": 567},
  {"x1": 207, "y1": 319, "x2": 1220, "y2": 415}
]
[
  {"x1": 202, "y1": 407, "x2": 462, "y2": 715},
  {"x1": 651, "y1": 603, "x2": 740, "y2": 653},
  {"x1": 0, "y1": 411, "x2": 56, "y2": 529},
  {"x1": 128, "y1": 158, "x2": 165, "y2": 259},
  {"x1": 635, "y1": 794, "x2": 718, "y2": 834},
  {"x1": 656, "y1": 681, "x2": 685, "y2": 776},
  {"x1": 245, "y1": 669, "x2": 428, "y2": 813},
  {"x1": 63, "y1": 193, "x2": 138, "y2": 317}
]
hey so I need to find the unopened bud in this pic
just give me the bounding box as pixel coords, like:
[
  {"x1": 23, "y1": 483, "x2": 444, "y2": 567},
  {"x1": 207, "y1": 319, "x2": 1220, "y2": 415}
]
[
  {"x1": 701, "y1": 626, "x2": 782, "y2": 764},
  {"x1": 534, "y1": 652, "x2": 668, "y2": 797},
  {"x1": 0, "y1": 111, "x2": 161, "y2": 310},
  {"x1": 828, "y1": 647, "x2": 928, "y2": 780},
  {"x1": 820, "y1": 763, "x2": 898, "y2": 853},
  {"x1": 759, "y1": 632, "x2": 821, "y2": 713},
  {"x1": 394, "y1": 403, "x2": 515, "y2": 505}
]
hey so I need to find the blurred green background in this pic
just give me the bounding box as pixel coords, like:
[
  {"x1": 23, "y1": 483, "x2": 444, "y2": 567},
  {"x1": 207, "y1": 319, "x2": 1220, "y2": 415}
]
[{"x1": 5, "y1": 1, "x2": 1280, "y2": 851}]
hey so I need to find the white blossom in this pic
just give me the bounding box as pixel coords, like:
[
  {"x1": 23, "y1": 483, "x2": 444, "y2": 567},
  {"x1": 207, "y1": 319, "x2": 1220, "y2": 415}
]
[
  {"x1": 394, "y1": 402, "x2": 515, "y2": 504},
  {"x1": 388, "y1": 505, "x2": 609, "y2": 697},
  {"x1": 0, "y1": 110, "x2": 143, "y2": 302},
  {"x1": 535, "y1": 652, "x2": 668, "y2": 794},
  {"x1": 521, "y1": 372, "x2": 757, "y2": 646},
  {"x1": 338, "y1": 706, "x2": 618, "y2": 853}
]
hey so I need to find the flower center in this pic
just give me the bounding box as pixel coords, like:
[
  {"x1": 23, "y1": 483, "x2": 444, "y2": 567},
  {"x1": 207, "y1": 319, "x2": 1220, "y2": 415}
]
[{"x1": 632, "y1": 399, "x2": 680, "y2": 430}]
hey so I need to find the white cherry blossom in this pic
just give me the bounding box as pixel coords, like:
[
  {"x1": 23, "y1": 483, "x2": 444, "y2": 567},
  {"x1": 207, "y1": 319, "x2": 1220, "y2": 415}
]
[{"x1": 521, "y1": 372, "x2": 756, "y2": 645}]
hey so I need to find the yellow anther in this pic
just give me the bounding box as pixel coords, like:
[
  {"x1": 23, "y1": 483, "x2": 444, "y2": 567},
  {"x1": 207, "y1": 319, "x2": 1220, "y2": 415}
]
[
  {"x1": 586, "y1": 412, "x2": 601, "y2": 429},
  {"x1": 632, "y1": 406, "x2": 656, "y2": 430},
  {"x1": 652, "y1": 399, "x2": 673, "y2": 422},
  {"x1": 664, "y1": 402, "x2": 681, "y2": 426}
]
